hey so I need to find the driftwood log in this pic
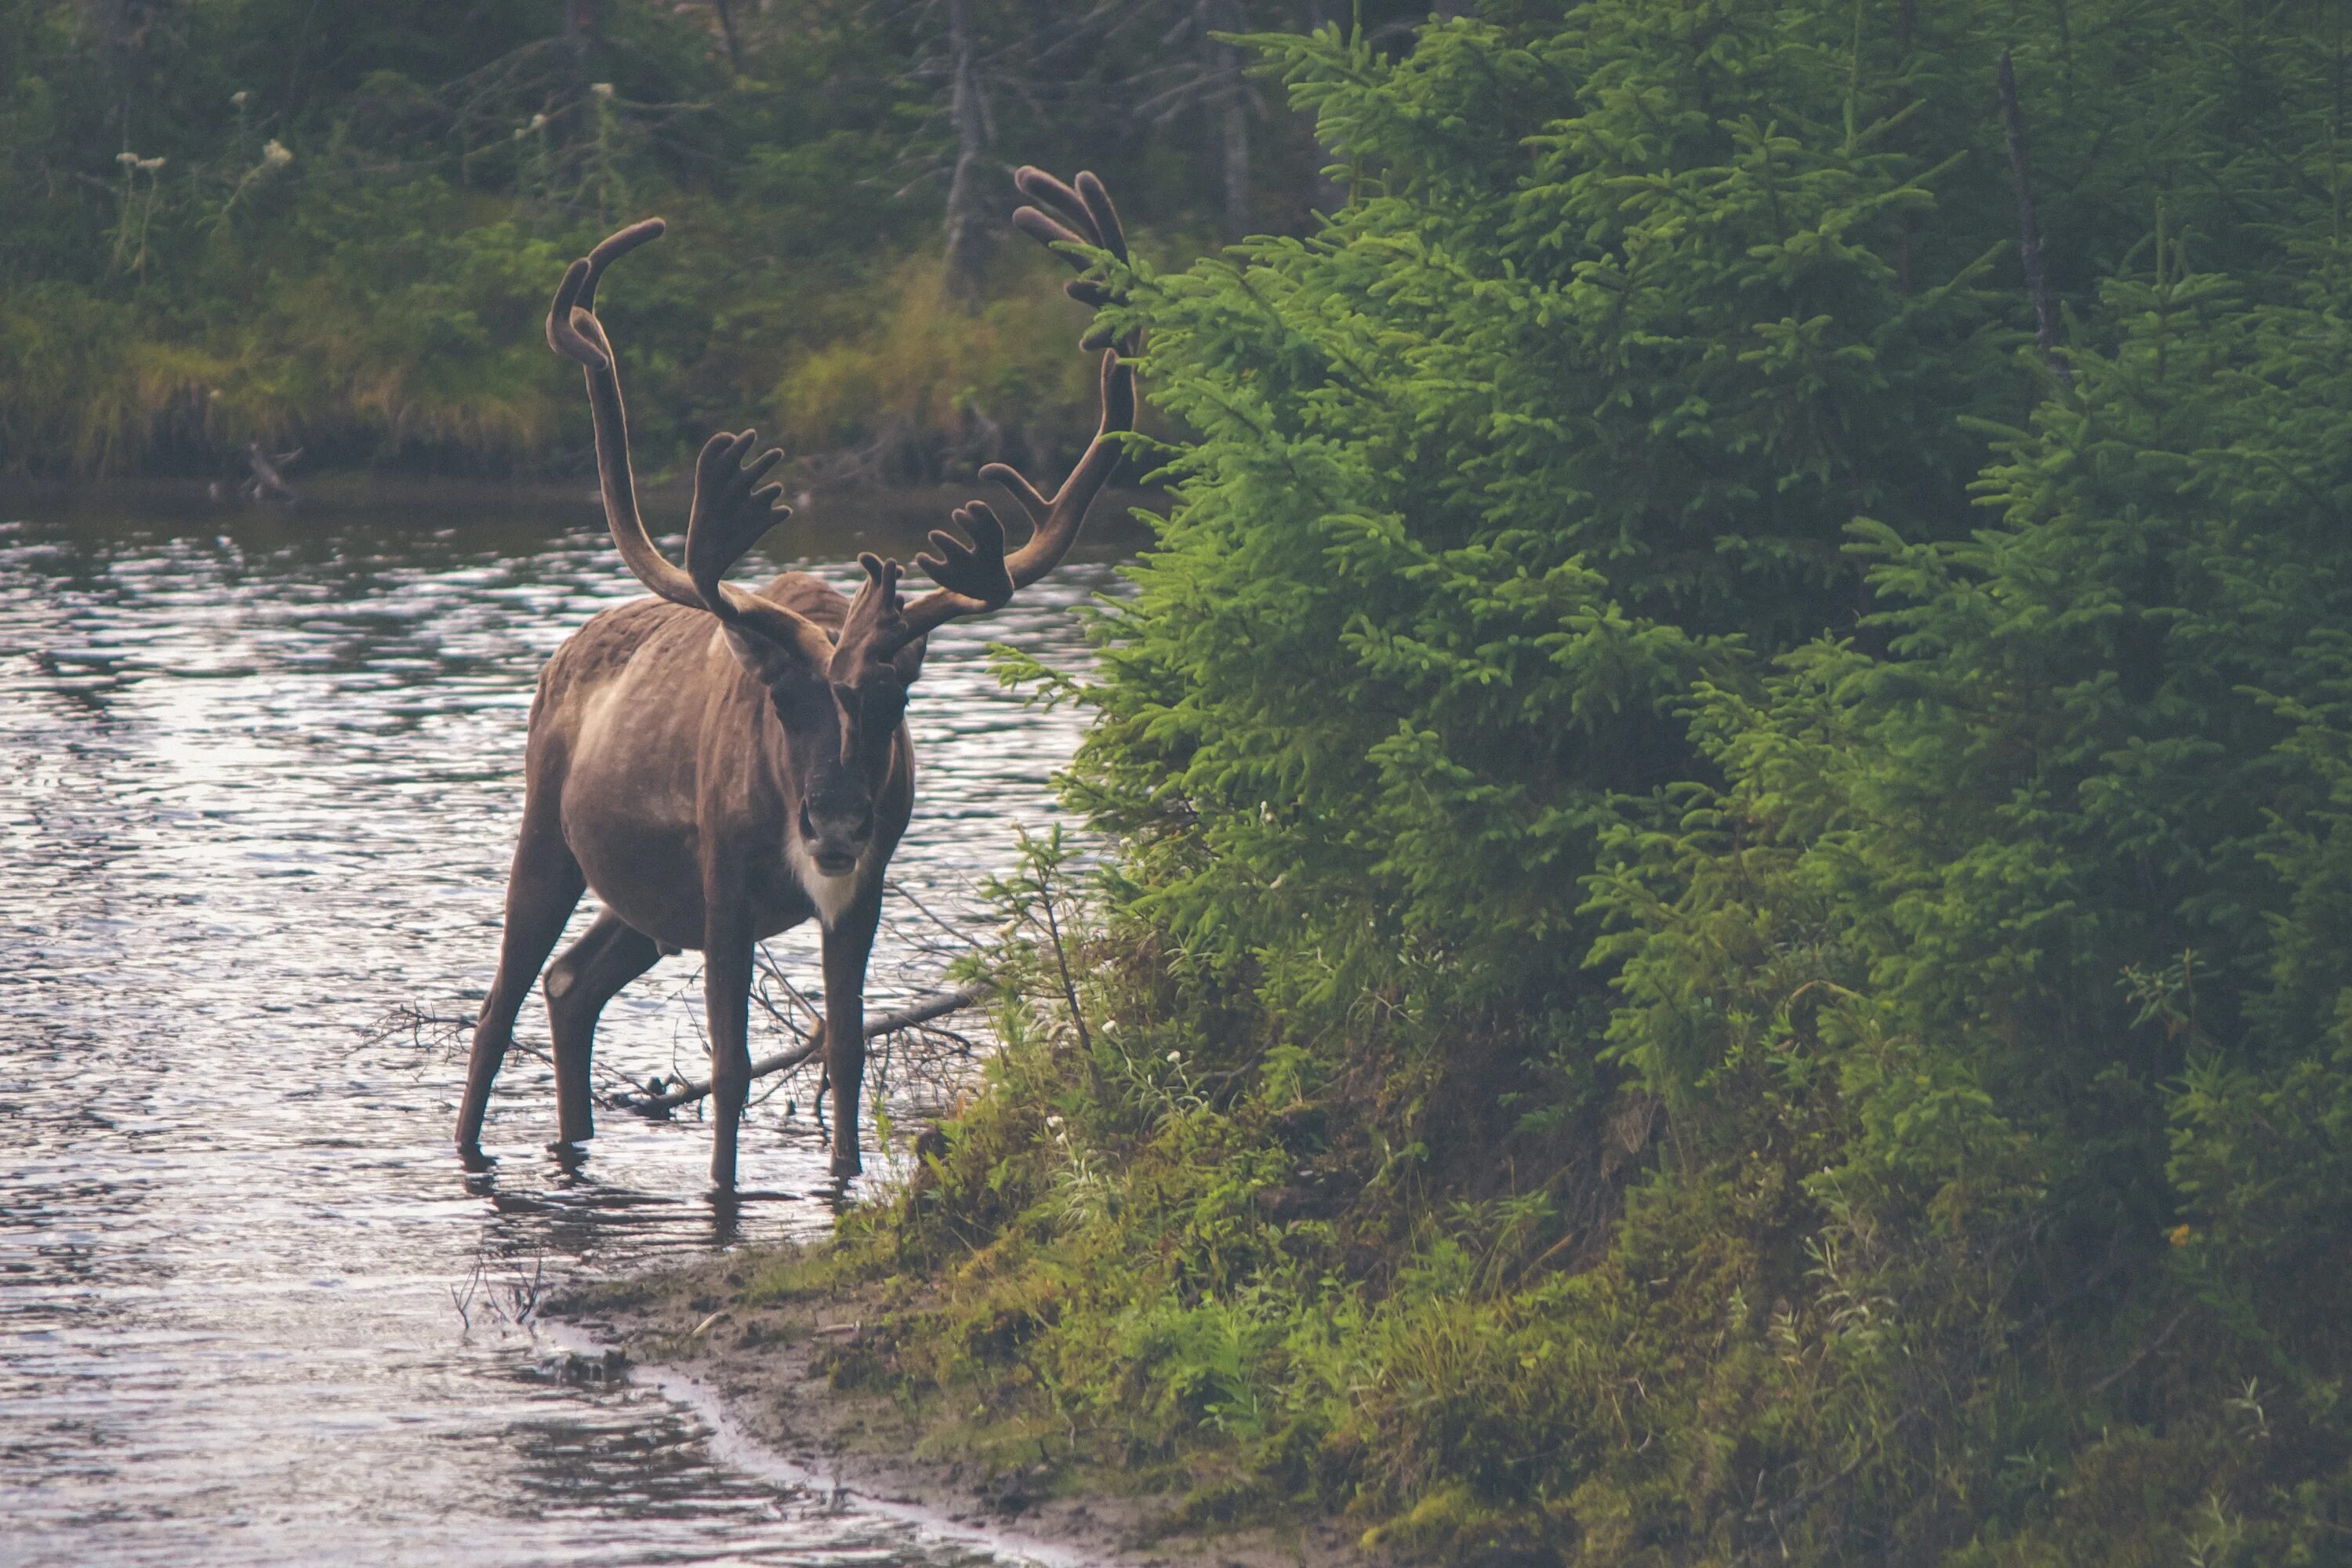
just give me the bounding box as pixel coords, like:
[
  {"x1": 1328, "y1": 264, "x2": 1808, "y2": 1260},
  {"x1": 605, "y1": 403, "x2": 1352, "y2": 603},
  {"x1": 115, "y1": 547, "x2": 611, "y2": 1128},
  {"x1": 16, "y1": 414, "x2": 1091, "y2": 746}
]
[
  {"x1": 609, "y1": 984, "x2": 984, "y2": 1118},
  {"x1": 244, "y1": 441, "x2": 302, "y2": 502}
]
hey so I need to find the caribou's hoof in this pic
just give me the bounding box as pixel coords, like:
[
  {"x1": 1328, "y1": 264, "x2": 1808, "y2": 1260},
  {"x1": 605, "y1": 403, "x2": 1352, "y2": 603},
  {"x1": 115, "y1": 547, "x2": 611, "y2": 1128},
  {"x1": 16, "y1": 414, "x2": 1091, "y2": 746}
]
[{"x1": 456, "y1": 1141, "x2": 497, "y2": 1174}]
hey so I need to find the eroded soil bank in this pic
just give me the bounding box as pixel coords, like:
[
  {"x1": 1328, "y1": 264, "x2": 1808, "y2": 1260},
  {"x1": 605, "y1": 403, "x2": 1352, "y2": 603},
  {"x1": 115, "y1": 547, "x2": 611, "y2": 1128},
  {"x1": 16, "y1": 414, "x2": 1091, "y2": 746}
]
[{"x1": 549, "y1": 1249, "x2": 1367, "y2": 1568}]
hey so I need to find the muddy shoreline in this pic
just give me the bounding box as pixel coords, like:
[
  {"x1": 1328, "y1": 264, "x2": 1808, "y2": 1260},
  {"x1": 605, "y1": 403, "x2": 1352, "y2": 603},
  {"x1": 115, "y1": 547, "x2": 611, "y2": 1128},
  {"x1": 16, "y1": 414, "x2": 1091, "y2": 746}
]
[{"x1": 546, "y1": 1248, "x2": 1365, "y2": 1568}]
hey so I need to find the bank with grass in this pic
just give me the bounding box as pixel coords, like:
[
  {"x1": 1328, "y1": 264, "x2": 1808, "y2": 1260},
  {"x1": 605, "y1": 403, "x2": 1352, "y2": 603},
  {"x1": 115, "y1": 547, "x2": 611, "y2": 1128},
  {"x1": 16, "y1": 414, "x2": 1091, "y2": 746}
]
[{"x1": 645, "y1": 5, "x2": 2352, "y2": 1564}]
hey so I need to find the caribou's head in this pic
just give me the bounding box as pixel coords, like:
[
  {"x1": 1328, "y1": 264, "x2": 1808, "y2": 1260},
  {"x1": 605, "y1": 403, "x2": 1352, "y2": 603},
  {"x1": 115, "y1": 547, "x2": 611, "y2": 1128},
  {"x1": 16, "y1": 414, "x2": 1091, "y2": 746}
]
[{"x1": 541, "y1": 169, "x2": 1136, "y2": 886}]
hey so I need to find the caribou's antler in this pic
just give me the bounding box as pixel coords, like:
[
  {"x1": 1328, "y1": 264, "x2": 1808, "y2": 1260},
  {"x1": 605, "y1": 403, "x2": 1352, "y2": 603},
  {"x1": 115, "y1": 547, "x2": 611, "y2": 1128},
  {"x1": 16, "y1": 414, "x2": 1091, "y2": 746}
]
[
  {"x1": 549, "y1": 223, "x2": 833, "y2": 670},
  {"x1": 683, "y1": 430, "x2": 838, "y2": 666},
  {"x1": 1011, "y1": 165, "x2": 1134, "y2": 351},
  {"x1": 837, "y1": 168, "x2": 1138, "y2": 669}
]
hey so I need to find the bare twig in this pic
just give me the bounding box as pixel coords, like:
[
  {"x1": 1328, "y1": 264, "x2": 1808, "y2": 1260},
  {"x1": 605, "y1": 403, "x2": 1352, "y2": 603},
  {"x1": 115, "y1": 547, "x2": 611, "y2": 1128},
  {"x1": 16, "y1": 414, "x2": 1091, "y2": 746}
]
[
  {"x1": 2089, "y1": 1307, "x2": 2190, "y2": 1395},
  {"x1": 611, "y1": 986, "x2": 986, "y2": 1116}
]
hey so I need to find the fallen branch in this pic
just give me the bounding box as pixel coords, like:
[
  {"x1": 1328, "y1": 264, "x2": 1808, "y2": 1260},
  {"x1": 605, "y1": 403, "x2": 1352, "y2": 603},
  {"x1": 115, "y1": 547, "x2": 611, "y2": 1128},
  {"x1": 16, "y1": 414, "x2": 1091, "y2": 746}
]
[
  {"x1": 2088, "y1": 1306, "x2": 2189, "y2": 1396},
  {"x1": 611, "y1": 985, "x2": 986, "y2": 1117}
]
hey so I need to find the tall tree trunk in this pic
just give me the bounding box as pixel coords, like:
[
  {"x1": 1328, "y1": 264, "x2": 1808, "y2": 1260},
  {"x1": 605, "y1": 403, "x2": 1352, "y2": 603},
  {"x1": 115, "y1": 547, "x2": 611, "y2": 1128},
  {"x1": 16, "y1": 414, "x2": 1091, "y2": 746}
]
[
  {"x1": 1204, "y1": 0, "x2": 1248, "y2": 238},
  {"x1": 1304, "y1": 0, "x2": 1347, "y2": 216},
  {"x1": 1218, "y1": 38, "x2": 1249, "y2": 237},
  {"x1": 942, "y1": 0, "x2": 993, "y2": 306},
  {"x1": 563, "y1": 0, "x2": 599, "y2": 108},
  {"x1": 711, "y1": 0, "x2": 742, "y2": 75}
]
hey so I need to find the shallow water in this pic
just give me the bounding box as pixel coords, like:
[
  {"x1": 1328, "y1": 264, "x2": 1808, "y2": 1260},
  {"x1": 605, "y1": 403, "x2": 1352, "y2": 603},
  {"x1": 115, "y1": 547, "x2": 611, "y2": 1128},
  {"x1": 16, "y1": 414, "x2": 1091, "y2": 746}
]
[{"x1": 0, "y1": 488, "x2": 1136, "y2": 1566}]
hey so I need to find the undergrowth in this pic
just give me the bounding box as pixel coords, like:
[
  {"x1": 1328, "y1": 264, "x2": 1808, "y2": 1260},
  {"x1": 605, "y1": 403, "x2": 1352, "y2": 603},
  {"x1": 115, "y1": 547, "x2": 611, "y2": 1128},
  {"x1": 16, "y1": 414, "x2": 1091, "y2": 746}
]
[{"x1": 768, "y1": 3, "x2": 2352, "y2": 1563}]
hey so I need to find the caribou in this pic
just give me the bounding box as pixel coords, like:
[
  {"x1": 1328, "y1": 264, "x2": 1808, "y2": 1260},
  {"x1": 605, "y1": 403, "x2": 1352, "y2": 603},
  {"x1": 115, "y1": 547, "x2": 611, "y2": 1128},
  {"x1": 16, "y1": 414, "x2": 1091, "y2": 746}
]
[{"x1": 454, "y1": 168, "x2": 1135, "y2": 1185}]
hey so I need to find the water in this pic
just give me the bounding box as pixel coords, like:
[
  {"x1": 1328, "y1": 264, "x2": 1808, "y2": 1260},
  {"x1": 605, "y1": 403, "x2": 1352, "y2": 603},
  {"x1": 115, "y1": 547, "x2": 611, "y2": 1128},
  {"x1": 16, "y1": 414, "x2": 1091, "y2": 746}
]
[{"x1": 0, "y1": 487, "x2": 1138, "y2": 1566}]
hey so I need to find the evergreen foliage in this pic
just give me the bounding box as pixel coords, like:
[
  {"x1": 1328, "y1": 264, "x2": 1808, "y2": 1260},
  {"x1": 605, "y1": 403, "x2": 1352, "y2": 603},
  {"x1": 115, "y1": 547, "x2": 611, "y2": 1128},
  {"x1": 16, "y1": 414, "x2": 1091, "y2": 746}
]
[{"x1": 811, "y1": 2, "x2": 2352, "y2": 1561}]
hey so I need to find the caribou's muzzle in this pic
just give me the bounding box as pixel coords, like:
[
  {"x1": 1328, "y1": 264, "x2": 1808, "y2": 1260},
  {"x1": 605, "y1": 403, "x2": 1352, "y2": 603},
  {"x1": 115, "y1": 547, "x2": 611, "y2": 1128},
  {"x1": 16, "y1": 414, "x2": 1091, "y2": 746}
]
[{"x1": 799, "y1": 798, "x2": 871, "y2": 875}]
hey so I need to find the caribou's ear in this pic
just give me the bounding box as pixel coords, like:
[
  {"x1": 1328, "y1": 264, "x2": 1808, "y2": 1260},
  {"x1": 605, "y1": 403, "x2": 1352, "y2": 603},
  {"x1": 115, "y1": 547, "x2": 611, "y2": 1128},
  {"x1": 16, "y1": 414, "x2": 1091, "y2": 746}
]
[{"x1": 720, "y1": 623, "x2": 808, "y2": 688}]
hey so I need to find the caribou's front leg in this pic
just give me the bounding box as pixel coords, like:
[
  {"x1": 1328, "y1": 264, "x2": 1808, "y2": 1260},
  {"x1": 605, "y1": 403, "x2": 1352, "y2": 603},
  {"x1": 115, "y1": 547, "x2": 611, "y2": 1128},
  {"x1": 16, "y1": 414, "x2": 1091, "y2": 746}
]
[
  {"x1": 702, "y1": 907, "x2": 757, "y2": 1189},
  {"x1": 818, "y1": 896, "x2": 883, "y2": 1181}
]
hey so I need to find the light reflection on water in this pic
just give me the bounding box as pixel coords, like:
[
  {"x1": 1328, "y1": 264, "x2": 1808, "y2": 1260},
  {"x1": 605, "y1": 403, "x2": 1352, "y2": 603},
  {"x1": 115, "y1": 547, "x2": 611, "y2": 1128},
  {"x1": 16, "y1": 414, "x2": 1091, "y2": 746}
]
[{"x1": 0, "y1": 489, "x2": 1136, "y2": 1566}]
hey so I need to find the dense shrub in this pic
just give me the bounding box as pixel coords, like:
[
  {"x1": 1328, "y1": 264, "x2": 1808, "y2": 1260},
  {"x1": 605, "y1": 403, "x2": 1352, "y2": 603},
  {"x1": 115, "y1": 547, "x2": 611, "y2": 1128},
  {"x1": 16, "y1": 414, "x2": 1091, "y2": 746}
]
[{"x1": 830, "y1": 2, "x2": 2352, "y2": 1562}]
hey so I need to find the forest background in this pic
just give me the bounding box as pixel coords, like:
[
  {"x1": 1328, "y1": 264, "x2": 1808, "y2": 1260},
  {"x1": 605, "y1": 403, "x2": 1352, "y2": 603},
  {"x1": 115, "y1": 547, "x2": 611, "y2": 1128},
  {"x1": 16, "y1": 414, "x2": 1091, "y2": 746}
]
[
  {"x1": 17, "y1": 1, "x2": 2352, "y2": 1565},
  {"x1": 0, "y1": 0, "x2": 1417, "y2": 482}
]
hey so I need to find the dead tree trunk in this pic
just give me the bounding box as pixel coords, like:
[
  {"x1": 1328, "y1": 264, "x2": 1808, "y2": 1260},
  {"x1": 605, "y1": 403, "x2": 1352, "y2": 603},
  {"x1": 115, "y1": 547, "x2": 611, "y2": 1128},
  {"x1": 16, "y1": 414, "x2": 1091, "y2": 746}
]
[
  {"x1": 942, "y1": 0, "x2": 994, "y2": 306},
  {"x1": 1304, "y1": 0, "x2": 1348, "y2": 215},
  {"x1": 1997, "y1": 49, "x2": 2070, "y2": 383},
  {"x1": 1218, "y1": 36, "x2": 1250, "y2": 237},
  {"x1": 1203, "y1": 0, "x2": 1250, "y2": 238},
  {"x1": 710, "y1": 0, "x2": 742, "y2": 74}
]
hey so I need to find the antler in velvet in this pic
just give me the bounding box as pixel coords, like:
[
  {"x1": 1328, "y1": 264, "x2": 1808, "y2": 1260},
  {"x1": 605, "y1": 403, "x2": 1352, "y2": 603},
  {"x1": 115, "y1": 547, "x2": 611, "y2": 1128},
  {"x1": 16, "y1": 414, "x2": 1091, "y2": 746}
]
[
  {"x1": 834, "y1": 168, "x2": 1138, "y2": 669},
  {"x1": 547, "y1": 223, "x2": 833, "y2": 670}
]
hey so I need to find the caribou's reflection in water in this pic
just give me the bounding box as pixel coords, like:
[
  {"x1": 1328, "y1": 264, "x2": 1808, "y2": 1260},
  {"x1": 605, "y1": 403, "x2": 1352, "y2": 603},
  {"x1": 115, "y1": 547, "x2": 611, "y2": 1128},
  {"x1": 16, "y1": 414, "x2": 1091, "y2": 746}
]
[{"x1": 0, "y1": 492, "x2": 1131, "y2": 1566}]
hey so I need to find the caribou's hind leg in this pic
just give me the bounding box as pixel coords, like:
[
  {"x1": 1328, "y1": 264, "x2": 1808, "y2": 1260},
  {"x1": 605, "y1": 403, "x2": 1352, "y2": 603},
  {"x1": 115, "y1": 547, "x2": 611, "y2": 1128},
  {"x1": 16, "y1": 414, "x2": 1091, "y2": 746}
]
[
  {"x1": 543, "y1": 909, "x2": 662, "y2": 1147},
  {"x1": 456, "y1": 812, "x2": 586, "y2": 1160}
]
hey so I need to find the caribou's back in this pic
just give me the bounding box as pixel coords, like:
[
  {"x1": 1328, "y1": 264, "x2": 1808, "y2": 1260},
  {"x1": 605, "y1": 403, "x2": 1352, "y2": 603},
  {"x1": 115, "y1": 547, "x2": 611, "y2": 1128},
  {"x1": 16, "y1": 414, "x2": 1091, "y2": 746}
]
[{"x1": 527, "y1": 572, "x2": 906, "y2": 952}]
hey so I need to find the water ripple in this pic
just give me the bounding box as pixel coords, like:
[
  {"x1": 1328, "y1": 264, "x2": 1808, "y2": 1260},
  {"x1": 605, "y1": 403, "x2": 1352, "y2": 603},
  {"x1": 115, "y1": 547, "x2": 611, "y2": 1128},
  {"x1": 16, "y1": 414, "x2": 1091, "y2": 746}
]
[{"x1": 0, "y1": 494, "x2": 1135, "y2": 1566}]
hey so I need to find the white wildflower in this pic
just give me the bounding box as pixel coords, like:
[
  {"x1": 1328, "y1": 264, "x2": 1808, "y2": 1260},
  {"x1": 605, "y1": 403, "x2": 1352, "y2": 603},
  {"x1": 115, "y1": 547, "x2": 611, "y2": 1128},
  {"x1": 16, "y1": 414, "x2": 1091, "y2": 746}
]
[
  {"x1": 230, "y1": 89, "x2": 249, "y2": 108},
  {"x1": 590, "y1": 82, "x2": 615, "y2": 100},
  {"x1": 117, "y1": 151, "x2": 140, "y2": 167},
  {"x1": 528, "y1": 112, "x2": 548, "y2": 131},
  {"x1": 263, "y1": 139, "x2": 292, "y2": 168},
  {"x1": 1166, "y1": 1050, "x2": 1183, "y2": 1064}
]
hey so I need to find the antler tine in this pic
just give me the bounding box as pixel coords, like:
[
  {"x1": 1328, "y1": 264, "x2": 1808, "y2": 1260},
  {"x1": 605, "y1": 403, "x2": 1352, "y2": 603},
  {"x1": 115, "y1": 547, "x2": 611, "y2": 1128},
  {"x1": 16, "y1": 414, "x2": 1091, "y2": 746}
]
[
  {"x1": 579, "y1": 218, "x2": 665, "y2": 308},
  {"x1": 547, "y1": 218, "x2": 665, "y2": 369},
  {"x1": 916, "y1": 503, "x2": 1014, "y2": 604},
  {"x1": 1011, "y1": 166, "x2": 1134, "y2": 349},
  {"x1": 829, "y1": 505, "x2": 1011, "y2": 670},
  {"x1": 683, "y1": 430, "x2": 780, "y2": 603},
  {"x1": 547, "y1": 260, "x2": 604, "y2": 368},
  {"x1": 1072, "y1": 172, "x2": 1128, "y2": 263}
]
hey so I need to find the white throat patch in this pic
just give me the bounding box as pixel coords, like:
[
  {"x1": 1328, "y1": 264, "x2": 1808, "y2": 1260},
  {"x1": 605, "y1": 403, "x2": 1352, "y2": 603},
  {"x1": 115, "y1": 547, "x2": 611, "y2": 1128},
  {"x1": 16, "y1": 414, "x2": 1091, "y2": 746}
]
[{"x1": 786, "y1": 836, "x2": 861, "y2": 930}]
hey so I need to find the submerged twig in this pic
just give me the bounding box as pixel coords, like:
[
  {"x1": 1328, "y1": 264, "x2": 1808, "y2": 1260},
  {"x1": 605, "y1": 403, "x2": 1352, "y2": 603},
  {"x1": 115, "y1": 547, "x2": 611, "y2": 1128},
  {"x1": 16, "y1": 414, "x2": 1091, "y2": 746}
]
[{"x1": 609, "y1": 986, "x2": 985, "y2": 1117}]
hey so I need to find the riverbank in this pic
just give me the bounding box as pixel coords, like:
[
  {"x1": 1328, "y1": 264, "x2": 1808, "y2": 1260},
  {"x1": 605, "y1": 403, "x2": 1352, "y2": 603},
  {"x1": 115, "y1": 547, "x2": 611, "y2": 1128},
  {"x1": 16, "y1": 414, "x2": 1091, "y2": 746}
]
[
  {"x1": 7, "y1": 477, "x2": 1162, "y2": 564},
  {"x1": 549, "y1": 1247, "x2": 1367, "y2": 1568}
]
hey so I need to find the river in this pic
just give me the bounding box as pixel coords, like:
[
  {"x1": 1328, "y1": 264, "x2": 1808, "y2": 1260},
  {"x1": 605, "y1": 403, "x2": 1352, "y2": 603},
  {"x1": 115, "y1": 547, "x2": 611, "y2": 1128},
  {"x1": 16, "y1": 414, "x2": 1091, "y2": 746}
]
[{"x1": 0, "y1": 485, "x2": 1135, "y2": 1566}]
